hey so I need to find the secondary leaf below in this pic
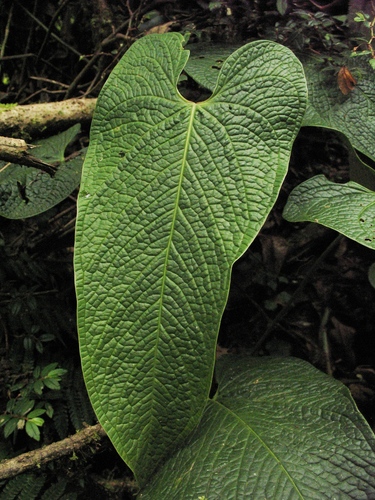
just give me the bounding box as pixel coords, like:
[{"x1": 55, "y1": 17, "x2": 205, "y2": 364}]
[{"x1": 139, "y1": 356, "x2": 375, "y2": 499}]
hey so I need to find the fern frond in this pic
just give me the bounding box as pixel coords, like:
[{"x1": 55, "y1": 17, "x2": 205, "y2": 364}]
[
  {"x1": 53, "y1": 401, "x2": 69, "y2": 439},
  {"x1": 0, "y1": 441, "x2": 11, "y2": 461},
  {"x1": 0, "y1": 473, "x2": 34, "y2": 500},
  {"x1": 73, "y1": 370, "x2": 95, "y2": 426},
  {"x1": 18, "y1": 474, "x2": 45, "y2": 500},
  {"x1": 40, "y1": 478, "x2": 67, "y2": 500},
  {"x1": 60, "y1": 494, "x2": 77, "y2": 500},
  {"x1": 66, "y1": 368, "x2": 95, "y2": 430}
]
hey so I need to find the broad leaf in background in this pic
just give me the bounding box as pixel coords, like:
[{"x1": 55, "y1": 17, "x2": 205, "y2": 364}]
[
  {"x1": 283, "y1": 174, "x2": 375, "y2": 249},
  {"x1": 301, "y1": 57, "x2": 375, "y2": 162},
  {"x1": 345, "y1": 134, "x2": 375, "y2": 191},
  {"x1": 75, "y1": 33, "x2": 307, "y2": 485},
  {"x1": 139, "y1": 356, "x2": 375, "y2": 499},
  {"x1": 0, "y1": 124, "x2": 83, "y2": 219},
  {"x1": 185, "y1": 42, "x2": 242, "y2": 91}
]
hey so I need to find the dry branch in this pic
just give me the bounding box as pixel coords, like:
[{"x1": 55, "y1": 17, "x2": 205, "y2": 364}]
[
  {"x1": 0, "y1": 423, "x2": 106, "y2": 480},
  {"x1": 0, "y1": 98, "x2": 97, "y2": 140},
  {"x1": 0, "y1": 136, "x2": 57, "y2": 175}
]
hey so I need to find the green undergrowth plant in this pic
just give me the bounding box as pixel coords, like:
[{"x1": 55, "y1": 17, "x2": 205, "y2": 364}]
[
  {"x1": 351, "y1": 10, "x2": 375, "y2": 69},
  {"x1": 0, "y1": 472, "x2": 61, "y2": 500},
  {"x1": 0, "y1": 363, "x2": 66, "y2": 442},
  {"x1": 0, "y1": 203, "x2": 97, "y2": 496},
  {"x1": 75, "y1": 33, "x2": 375, "y2": 498}
]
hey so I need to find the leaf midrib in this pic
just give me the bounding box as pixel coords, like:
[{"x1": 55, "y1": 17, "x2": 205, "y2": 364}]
[
  {"x1": 214, "y1": 399, "x2": 306, "y2": 499},
  {"x1": 146, "y1": 102, "x2": 197, "y2": 442}
]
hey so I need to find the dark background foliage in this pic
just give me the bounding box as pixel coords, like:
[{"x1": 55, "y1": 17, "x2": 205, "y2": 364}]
[{"x1": 0, "y1": 0, "x2": 374, "y2": 498}]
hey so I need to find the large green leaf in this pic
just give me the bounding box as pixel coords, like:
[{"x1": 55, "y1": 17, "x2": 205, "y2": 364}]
[
  {"x1": 74, "y1": 33, "x2": 307, "y2": 485},
  {"x1": 0, "y1": 124, "x2": 83, "y2": 219},
  {"x1": 301, "y1": 57, "x2": 375, "y2": 162},
  {"x1": 139, "y1": 356, "x2": 375, "y2": 499},
  {"x1": 283, "y1": 174, "x2": 375, "y2": 249}
]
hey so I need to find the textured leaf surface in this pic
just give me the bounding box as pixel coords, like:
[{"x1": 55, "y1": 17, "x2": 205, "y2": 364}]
[
  {"x1": 283, "y1": 174, "x2": 375, "y2": 249},
  {"x1": 140, "y1": 356, "x2": 375, "y2": 499},
  {"x1": 0, "y1": 124, "x2": 83, "y2": 219},
  {"x1": 185, "y1": 42, "x2": 242, "y2": 92},
  {"x1": 74, "y1": 33, "x2": 307, "y2": 485},
  {"x1": 302, "y1": 58, "x2": 375, "y2": 162},
  {"x1": 186, "y1": 46, "x2": 375, "y2": 165}
]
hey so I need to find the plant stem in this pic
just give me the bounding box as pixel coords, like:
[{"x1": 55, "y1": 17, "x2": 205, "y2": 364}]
[{"x1": 250, "y1": 233, "x2": 343, "y2": 355}]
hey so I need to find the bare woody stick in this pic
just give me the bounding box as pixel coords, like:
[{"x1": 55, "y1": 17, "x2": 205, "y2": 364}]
[
  {"x1": 0, "y1": 98, "x2": 97, "y2": 140},
  {"x1": 0, "y1": 424, "x2": 106, "y2": 481},
  {"x1": 0, "y1": 136, "x2": 57, "y2": 176}
]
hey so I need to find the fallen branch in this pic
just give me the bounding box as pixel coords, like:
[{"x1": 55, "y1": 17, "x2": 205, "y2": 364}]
[
  {"x1": 0, "y1": 423, "x2": 106, "y2": 480},
  {"x1": 0, "y1": 136, "x2": 57, "y2": 175},
  {"x1": 0, "y1": 98, "x2": 97, "y2": 140}
]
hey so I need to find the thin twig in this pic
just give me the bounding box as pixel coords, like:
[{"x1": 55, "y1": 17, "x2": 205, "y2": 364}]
[
  {"x1": 29, "y1": 76, "x2": 69, "y2": 88},
  {"x1": 16, "y1": 1, "x2": 89, "y2": 62},
  {"x1": 83, "y1": 51, "x2": 122, "y2": 96},
  {"x1": 17, "y1": 0, "x2": 39, "y2": 96},
  {"x1": 319, "y1": 307, "x2": 332, "y2": 375},
  {"x1": 0, "y1": 136, "x2": 57, "y2": 176},
  {"x1": 36, "y1": 0, "x2": 72, "y2": 63},
  {"x1": 308, "y1": 0, "x2": 343, "y2": 10},
  {"x1": 250, "y1": 234, "x2": 343, "y2": 355},
  {"x1": 0, "y1": 3, "x2": 14, "y2": 60},
  {"x1": 0, "y1": 53, "x2": 35, "y2": 61},
  {"x1": 64, "y1": 52, "x2": 104, "y2": 99},
  {"x1": 64, "y1": 18, "x2": 131, "y2": 98}
]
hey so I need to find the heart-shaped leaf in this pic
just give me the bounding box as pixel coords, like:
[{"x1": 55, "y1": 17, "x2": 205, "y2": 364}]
[
  {"x1": 139, "y1": 356, "x2": 375, "y2": 499},
  {"x1": 185, "y1": 45, "x2": 375, "y2": 167},
  {"x1": 74, "y1": 33, "x2": 307, "y2": 485},
  {"x1": 283, "y1": 174, "x2": 375, "y2": 249}
]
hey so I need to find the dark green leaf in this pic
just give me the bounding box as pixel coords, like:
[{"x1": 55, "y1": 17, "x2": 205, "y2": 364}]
[
  {"x1": 283, "y1": 175, "x2": 375, "y2": 249},
  {"x1": 75, "y1": 33, "x2": 307, "y2": 485},
  {"x1": 25, "y1": 421, "x2": 41, "y2": 441},
  {"x1": 0, "y1": 124, "x2": 84, "y2": 219},
  {"x1": 140, "y1": 356, "x2": 375, "y2": 499},
  {"x1": 302, "y1": 58, "x2": 375, "y2": 162}
]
